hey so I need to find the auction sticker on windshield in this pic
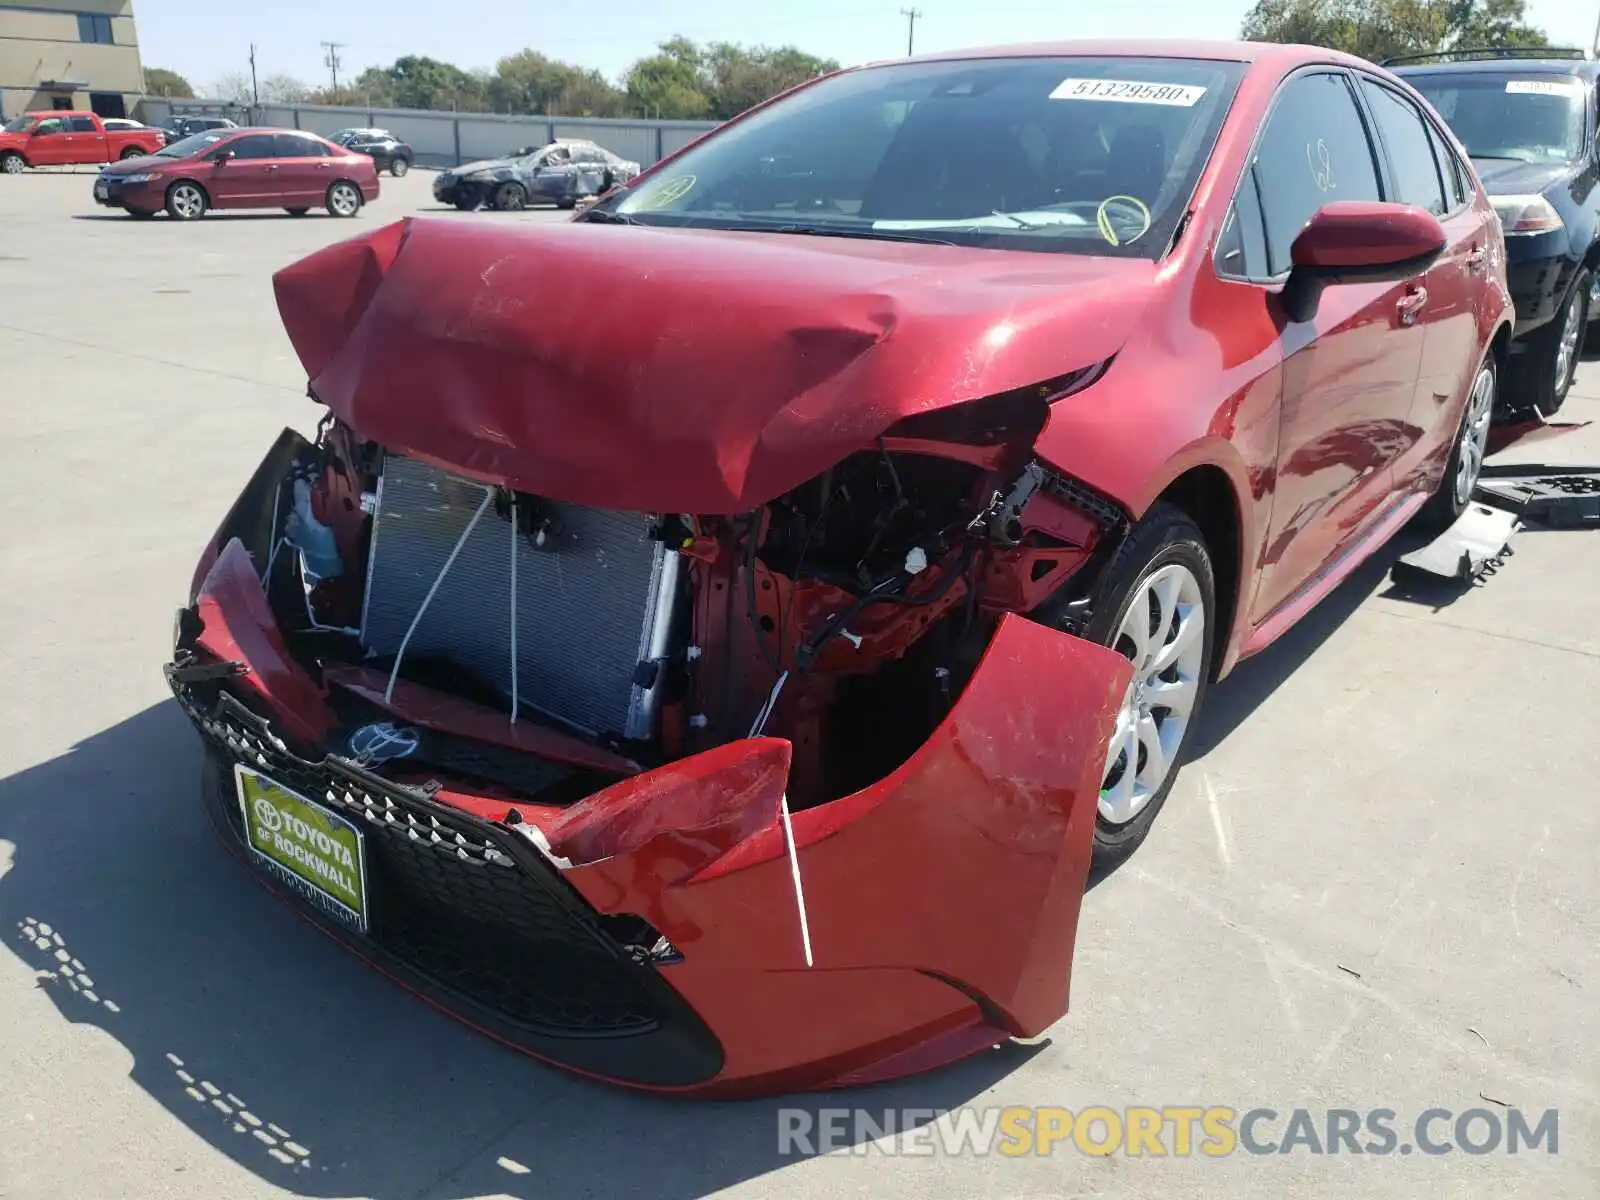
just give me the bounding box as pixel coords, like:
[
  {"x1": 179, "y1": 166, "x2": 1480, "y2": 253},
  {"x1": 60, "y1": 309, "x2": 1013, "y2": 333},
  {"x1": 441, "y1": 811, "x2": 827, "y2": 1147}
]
[
  {"x1": 1050, "y1": 79, "x2": 1207, "y2": 106},
  {"x1": 235, "y1": 765, "x2": 368, "y2": 933},
  {"x1": 1505, "y1": 79, "x2": 1581, "y2": 96}
]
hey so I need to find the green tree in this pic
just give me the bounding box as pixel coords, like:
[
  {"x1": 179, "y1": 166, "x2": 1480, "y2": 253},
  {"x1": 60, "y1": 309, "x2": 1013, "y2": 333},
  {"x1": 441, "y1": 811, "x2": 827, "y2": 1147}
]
[
  {"x1": 357, "y1": 55, "x2": 490, "y2": 111},
  {"x1": 143, "y1": 67, "x2": 193, "y2": 98},
  {"x1": 1241, "y1": 0, "x2": 1546, "y2": 62},
  {"x1": 490, "y1": 50, "x2": 626, "y2": 116},
  {"x1": 625, "y1": 37, "x2": 712, "y2": 119},
  {"x1": 703, "y1": 43, "x2": 839, "y2": 119}
]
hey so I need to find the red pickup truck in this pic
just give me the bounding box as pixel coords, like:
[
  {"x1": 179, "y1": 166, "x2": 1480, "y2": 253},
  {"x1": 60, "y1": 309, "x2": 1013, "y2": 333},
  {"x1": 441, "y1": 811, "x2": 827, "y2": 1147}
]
[{"x1": 0, "y1": 111, "x2": 166, "y2": 174}]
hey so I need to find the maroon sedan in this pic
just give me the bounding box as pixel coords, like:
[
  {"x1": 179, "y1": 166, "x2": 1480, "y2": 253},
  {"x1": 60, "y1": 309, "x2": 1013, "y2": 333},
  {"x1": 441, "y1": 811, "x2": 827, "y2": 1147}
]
[{"x1": 94, "y1": 128, "x2": 380, "y2": 220}]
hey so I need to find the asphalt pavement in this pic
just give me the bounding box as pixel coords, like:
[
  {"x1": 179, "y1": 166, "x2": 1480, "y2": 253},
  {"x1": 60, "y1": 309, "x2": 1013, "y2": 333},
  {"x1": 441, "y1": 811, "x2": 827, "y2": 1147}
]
[{"x1": 0, "y1": 169, "x2": 1595, "y2": 1199}]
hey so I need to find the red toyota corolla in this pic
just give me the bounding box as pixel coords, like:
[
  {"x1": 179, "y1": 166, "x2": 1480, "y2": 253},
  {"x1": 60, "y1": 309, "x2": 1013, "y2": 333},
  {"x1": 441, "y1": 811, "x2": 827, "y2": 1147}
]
[
  {"x1": 95, "y1": 127, "x2": 379, "y2": 220},
  {"x1": 166, "y1": 40, "x2": 1509, "y2": 1096}
]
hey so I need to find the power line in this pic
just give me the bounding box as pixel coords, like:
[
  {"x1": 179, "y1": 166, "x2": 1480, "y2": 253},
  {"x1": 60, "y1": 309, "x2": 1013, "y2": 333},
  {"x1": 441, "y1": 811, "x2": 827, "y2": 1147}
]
[
  {"x1": 321, "y1": 41, "x2": 343, "y2": 94},
  {"x1": 248, "y1": 43, "x2": 259, "y2": 106},
  {"x1": 900, "y1": 7, "x2": 922, "y2": 56}
]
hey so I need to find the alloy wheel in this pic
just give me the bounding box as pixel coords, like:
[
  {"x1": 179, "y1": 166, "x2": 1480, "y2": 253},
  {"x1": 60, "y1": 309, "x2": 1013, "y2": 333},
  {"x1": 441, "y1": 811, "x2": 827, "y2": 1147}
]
[
  {"x1": 1554, "y1": 289, "x2": 1584, "y2": 395},
  {"x1": 1453, "y1": 364, "x2": 1495, "y2": 507},
  {"x1": 329, "y1": 184, "x2": 360, "y2": 216},
  {"x1": 391, "y1": 158, "x2": 409, "y2": 177},
  {"x1": 2, "y1": 155, "x2": 24, "y2": 175},
  {"x1": 170, "y1": 184, "x2": 204, "y2": 218},
  {"x1": 1099, "y1": 562, "x2": 1206, "y2": 826}
]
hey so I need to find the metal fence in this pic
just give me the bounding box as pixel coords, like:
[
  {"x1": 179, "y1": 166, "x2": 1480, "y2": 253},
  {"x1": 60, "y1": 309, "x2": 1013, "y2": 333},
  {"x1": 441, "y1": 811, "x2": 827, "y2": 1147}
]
[{"x1": 138, "y1": 98, "x2": 720, "y2": 169}]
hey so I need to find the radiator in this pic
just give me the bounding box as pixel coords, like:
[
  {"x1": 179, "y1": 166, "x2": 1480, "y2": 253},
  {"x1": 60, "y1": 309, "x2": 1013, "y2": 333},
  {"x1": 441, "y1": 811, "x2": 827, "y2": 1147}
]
[{"x1": 359, "y1": 454, "x2": 679, "y2": 740}]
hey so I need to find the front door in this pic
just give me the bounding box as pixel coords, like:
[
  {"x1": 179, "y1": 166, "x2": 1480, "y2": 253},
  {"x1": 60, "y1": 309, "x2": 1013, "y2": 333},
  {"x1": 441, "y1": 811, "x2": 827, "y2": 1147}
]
[
  {"x1": 1242, "y1": 70, "x2": 1428, "y2": 623},
  {"x1": 27, "y1": 116, "x2": 70, "y2": 164},
  {"x1": 206, "y1": 133, "x2": 277, "y2": 206}
]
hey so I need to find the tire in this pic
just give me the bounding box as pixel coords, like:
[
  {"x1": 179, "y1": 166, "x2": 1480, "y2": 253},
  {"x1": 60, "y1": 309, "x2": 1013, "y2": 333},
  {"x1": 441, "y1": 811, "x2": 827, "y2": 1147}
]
[
  {"x1": 284, "y1": 207, "x2": 309, "y2": 216},
  {"x1": 390, "y1": 157, "x2": 410, "y2": 178},
  {"x1": 325, "y1": 181, "x2": 362, "y2": 218},
  {"x1": 1511, "y1": 271, "x2": 1588, "y2": 417},
  {"x1": 119, "y1": 147, "x2": 143, "y2": 160},
  {"x1": 452, "y1": 196, "x2": 478, "y2": 211},
  {"x1": 1416, "y1": 354, "x2": 1496, "y2": 534},
  {"x1": 164, "y1": 180, "x2": 207, "y2": 221},
  {"x1": 492, "y1": 182, "x2": 527, "y2": 211},
  {"x1": 1, "y1": 152, "x2": 25, "y2": 175},
  {"x1": 556, "y1": 196, "x2": 577, "y2": 210},
  {"x1": 1039, "y1": 503, "x2": 1216, "y2": 874}
]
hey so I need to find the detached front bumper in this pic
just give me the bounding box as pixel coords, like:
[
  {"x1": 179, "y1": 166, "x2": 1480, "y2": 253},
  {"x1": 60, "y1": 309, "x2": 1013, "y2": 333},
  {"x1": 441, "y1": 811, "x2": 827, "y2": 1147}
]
[
  {"x1": 432, "y1": 175, "x2": 485, "y2": 208},
  {"x1": 170, "y1": 533, "x2": 1127, "y2": 1096}
]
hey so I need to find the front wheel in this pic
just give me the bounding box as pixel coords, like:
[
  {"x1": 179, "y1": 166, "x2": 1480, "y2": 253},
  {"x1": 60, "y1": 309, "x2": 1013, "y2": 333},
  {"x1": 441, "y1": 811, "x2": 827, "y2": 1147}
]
[
  {"x1": 1, "y1": 152, "x2": 25, "y2": 175},
  {"x1": 325, "y1": 181, "x2": 362, "y2": 218},
  {"x1": 119, "y1": 147, "x2": 143, "y2": 160},
  {"x1": 452, "y1": 196, "x2": 478, "y2": 211},
  {"x1": 556, "y1": 196, "x2": 578, "y2": 210},
  {"x1": 390, "y1": 157, "x2": 410, "y2": 178},
  {"x1": 1044, "y1": 504, "x2": 1215, "y2": 873},
  {"x1": 492, "y1": 182, "x2": 527, "y2": 211},
  {"x1": 164, "y1": 181, "x2": 207, "y2": 220},
  {"x1": 1513, "y1": 272, "x2": 1587, "y2": 417}
]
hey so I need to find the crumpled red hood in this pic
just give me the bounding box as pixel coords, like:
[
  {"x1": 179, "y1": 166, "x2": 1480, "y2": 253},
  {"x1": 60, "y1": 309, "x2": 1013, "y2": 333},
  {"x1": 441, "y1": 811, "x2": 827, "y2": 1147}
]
[{"x1": 274, "y1": 216, "x2": 1155, "y2": 512}]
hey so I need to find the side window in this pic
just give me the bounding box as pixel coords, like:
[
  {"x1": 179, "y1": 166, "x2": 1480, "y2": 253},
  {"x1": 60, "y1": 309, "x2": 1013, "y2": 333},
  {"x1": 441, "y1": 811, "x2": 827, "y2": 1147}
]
[
  {"x1": 1423, "y1": 118, "x2": 1468, "y2": 209},
  {"x1": 1216, "y1": 167, "x2": 1270, "y2": 278},
  {"x1": 273, "y1": 134, "x2": 326, "y2": 157},
  {"x1": 34, "y1": 118, "x2": 64, "y2": 136},
  {"x1": 69, "y1": 116, "x2": 97, "y2": 133},
  {"x1": 1254, "y1": 72, "x2": 1383, "y2": 276},
  {"x1": 223, "y1": 134, "x2": 275, "y2": 160},
  {"x1": 1360, "y1": 80, "x2": 1447, "y2": 216}
]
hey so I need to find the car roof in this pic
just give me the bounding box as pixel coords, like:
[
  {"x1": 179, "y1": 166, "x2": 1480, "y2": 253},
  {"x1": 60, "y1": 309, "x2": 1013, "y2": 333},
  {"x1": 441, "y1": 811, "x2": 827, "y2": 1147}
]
[
  {"x1": 1390, "y1": 56, "x2": 1599, "y2": 81},
  {"x1": 870, "y1": 37, "x2": 1376, "y2": 72}
]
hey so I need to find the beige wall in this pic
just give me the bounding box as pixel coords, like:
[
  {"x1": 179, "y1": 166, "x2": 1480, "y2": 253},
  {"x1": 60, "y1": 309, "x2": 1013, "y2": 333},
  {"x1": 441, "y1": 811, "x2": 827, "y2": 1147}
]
[{"x1": 0, "y1": 1, "x2": 143, "y2": 117}]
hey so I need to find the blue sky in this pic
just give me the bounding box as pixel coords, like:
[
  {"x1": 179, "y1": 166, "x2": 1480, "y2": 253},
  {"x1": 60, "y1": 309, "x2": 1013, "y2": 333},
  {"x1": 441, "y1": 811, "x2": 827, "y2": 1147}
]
[{"x1": 136, "y1": 0, "x2": 1594, "y2": 95}]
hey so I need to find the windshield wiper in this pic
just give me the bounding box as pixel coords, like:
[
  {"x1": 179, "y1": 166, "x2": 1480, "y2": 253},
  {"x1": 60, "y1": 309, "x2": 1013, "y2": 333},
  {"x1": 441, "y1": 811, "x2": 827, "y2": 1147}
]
[
  {"x1": 580, "y1": 207, "x2": 636, "y2": 224},
  {"x1": 750, "y1": 223, "x2": 960, "y2": 247}
]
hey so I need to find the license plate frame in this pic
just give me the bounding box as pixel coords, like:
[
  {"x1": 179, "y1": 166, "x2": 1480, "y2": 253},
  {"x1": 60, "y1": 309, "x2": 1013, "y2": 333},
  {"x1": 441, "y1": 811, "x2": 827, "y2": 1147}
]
[
  {"x1": 234, "y1": 764, "x2": 370, "y2": 934},
  {"x1": 94, "y1": 180, "x2": 109, "y2": 199}
]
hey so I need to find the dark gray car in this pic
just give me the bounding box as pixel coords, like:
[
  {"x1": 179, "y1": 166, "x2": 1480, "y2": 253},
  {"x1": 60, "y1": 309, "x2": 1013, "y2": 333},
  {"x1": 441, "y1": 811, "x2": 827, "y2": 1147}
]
[{"x1": 431, "y1": 139, "x2": 641, "y2": 211}]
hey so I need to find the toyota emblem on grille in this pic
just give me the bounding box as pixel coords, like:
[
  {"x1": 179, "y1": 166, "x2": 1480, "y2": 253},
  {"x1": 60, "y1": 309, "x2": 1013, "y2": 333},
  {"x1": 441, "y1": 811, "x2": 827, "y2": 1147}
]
[{"x1": 348, "y1": 722, "x2": 421, "y2": 762}]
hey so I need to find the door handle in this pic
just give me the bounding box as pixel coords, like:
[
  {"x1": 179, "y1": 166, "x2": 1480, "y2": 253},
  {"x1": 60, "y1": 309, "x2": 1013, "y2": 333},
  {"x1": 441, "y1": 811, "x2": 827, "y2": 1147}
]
[
  {"x1": 1397, "y1": 287, "x2": 1428, "y2": 326},
  {"x1": 1465, "y1": 245, "x2": 1486, "y2": 274}
]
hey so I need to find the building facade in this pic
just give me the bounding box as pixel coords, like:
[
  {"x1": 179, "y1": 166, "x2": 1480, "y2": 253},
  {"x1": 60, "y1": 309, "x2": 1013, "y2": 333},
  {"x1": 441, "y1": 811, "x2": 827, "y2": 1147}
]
[{"x1": 1, "y1": 1, "x2": 143, "y2": 120}]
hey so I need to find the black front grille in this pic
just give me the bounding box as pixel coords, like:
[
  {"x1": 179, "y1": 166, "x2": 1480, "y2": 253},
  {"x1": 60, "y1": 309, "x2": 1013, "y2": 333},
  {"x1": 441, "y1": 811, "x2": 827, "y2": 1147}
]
[{"x1": 166, "y1": 666, "x2": 723, "y2": 1084}]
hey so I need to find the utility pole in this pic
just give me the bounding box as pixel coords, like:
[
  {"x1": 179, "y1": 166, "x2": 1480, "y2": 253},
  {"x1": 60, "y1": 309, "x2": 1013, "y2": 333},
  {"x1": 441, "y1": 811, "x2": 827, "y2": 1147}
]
[
  {"x1": 901, "y1": 7, "x2": 921, "y2": 56},
  {"x1": 248, "y1": 43, "x2": 259, "y2": 107},
  {"x1": 321, "y1": 41, "x2": 343, "y2": 96}
]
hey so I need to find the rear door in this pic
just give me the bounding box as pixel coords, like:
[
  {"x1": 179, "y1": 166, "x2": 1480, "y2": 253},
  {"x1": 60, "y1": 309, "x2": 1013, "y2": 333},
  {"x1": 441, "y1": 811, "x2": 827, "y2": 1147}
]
[
  {"x1": 272, "y1": 133, "x2": 334, "y2": 206},
  {"x1": 1357, "y1": 75, "x2": 1497, "y2": 490},
  {"x1": 65, "y1": 115, "x2": 107, "y2": 163},
  {"x1": 1234, "y1": 70, "x2": 1428, "y2": 623},
  {"x1": 207, "y1": 133, "x2": 277, "y2": 206}
]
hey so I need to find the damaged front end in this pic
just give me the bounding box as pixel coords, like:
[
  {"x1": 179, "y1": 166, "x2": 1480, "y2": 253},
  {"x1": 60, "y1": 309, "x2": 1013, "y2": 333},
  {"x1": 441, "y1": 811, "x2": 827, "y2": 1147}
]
[{"x1": 169, "y1": 222, "x2": 1138, "y2": 1095}]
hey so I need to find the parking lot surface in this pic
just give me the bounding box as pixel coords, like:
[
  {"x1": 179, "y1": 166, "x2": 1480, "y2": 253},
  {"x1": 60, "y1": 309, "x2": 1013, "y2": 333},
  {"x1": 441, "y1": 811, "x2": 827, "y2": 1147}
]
[{"x1": 1, "y1": 169, "x2": 1596, "y2": 1200}]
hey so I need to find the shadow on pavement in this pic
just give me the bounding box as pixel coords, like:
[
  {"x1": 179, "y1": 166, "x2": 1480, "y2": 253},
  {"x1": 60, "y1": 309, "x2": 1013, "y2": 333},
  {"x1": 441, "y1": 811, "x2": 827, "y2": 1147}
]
[{"x1": 0, "y1": 701, "x2": 1038, "y2": 1199}]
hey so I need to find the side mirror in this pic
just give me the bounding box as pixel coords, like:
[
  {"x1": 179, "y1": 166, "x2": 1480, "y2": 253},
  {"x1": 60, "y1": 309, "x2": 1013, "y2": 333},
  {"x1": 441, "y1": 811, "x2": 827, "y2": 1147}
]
[{"x1": 1280, "y1": 201, "x2": 1446, "y2": 323}]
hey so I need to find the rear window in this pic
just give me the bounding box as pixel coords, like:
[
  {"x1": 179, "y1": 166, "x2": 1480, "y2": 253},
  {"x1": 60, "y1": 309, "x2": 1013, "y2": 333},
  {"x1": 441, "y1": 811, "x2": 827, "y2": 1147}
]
[
  {"x1": 1403, "y1": 72, "x2": 1587, "y2": 164},
  {"x1": 611, "y1": 55, "x2": 1245, "y2": 257}
]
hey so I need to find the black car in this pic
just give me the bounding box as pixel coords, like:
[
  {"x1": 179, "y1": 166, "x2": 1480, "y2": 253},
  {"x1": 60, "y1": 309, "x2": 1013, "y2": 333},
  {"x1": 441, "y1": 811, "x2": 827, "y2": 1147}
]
[
  {"x1": 431, "y1": 139, "x2": 641, "y2": 211},
  {"x1": 1393, "y1": 49, "x2": 1600, "y2": 415},
  {"x1": 330, "y1": 128, "x2": 414, "y2": 177},
  {"x1": 159, "y1": 115, "x2": 238, "y2": 144}
]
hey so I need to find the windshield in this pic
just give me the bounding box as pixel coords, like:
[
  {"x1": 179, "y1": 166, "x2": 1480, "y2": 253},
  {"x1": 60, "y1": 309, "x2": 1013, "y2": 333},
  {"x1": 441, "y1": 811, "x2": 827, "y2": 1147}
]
[
  {"x1": 607, "y1": 55, "x2": 1243, "y2": 256},
  {"x1": 1407, "y1": 73, "x2": 1586, "y2": 164},
  {"x1": 4, "y1": 116, "x2": 36, "y2": 133},
  {"x1": 155, "y1": 131, "x2": 227, "y2": 158}
]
